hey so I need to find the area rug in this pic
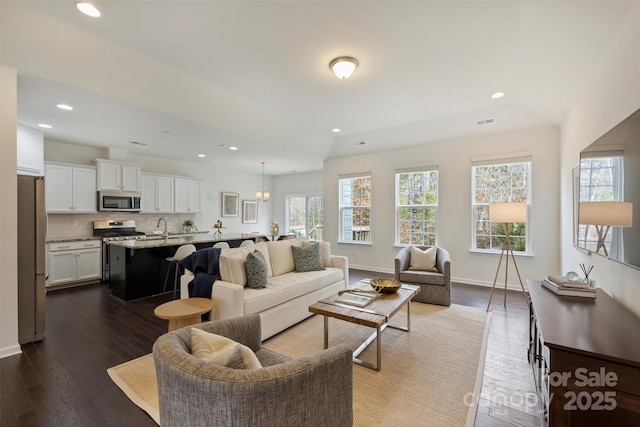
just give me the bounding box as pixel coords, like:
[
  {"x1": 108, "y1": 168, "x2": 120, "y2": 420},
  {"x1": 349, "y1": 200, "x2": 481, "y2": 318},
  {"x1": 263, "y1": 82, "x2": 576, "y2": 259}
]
[{"x1": 107, "y1": 303, "x2": 491, "y2": 426}]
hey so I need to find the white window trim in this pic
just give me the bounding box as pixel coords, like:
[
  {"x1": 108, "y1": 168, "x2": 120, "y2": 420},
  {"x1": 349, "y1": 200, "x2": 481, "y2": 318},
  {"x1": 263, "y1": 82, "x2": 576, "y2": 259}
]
[
  {"x1": 338, "y1": 173, "x2": 372, "y2": 244},
  {"x1": 471, "y1": 155, "x2": 532, "y2": 255},
  {"x1": 285, "y1": 192, "x2": 323, "y2": 240},
  {"x1": 394, "y1": 166, "x2": 439, "y2": 247}
]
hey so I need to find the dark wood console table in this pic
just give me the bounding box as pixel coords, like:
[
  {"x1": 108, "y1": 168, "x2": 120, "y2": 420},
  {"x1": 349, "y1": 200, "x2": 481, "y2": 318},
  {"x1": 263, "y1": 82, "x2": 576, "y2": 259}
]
[{"x1": 527, "y1": 279, "x2": 640, "y2": 426}]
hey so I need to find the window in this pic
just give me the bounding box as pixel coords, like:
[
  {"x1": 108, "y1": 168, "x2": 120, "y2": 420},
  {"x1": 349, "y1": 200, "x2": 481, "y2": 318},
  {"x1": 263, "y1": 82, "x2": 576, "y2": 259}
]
[
  {"x1": 577, "y1": 153, "x2": 623, "y2": 253},
  {"x1": 472, "y1": 155, "x2": 531, "y2": 253},
  {"x1": 339, "y1": 174, "x2": 371, "y2": 243},
  {"x1": 286, "y1": 194, "x2": 323, "y2": 240},
  {"x1": 396, "y1": 167, "x2": 438, "y2": 245}
]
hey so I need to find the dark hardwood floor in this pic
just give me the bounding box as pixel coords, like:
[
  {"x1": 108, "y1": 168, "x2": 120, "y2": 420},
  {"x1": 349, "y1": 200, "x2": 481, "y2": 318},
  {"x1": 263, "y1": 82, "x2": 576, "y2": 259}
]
[{"x1": 2, "y1": 271, "x2": 538, "y2": 427}]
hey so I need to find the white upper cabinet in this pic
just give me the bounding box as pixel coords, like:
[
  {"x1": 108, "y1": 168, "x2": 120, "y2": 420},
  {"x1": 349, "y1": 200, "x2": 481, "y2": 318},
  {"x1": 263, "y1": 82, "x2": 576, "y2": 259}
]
[
  {"x1": 141, "y1": 174, "x2": 174, "y2": 213},
  {"x1": 96, "y1": 159, "x2": 141, "y2": 192},
  {"x1": 45, "y1": 163, "x2": 97, "y2": 213},
  {"x1": 174, "y1": 178, "x2": 201, "y2": 213}
]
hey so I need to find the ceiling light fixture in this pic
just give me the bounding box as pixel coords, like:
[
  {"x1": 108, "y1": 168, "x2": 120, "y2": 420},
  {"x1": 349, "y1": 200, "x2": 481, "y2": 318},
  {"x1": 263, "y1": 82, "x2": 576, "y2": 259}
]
[
  {"x1": 38, "y1": 124, "x2": 52, "y2": 129},
  {"x1": 332, "y1": 128, "x2": 341, "y2": 133},
  {"x1": 256, "y1": 162, "x2": 270, "y2": 202},
  {"x1": 56, "y1": 104, "x2": 73, "y2": 110},
  {"x1": 491, "y1": 92, "x2": 505, "y2": 99},
  {"x1": 197, "y1": 154, "x2": 206, "y2": 158},
  {"x1": 329, "y1": 56, "x2": 358, "y2": 79},
  {"x1": 229, "y1": 146, "x2": 238, "y2": 151},
  {"x1": 76, "y1": 2, "x2": 101, "y2": 17}
]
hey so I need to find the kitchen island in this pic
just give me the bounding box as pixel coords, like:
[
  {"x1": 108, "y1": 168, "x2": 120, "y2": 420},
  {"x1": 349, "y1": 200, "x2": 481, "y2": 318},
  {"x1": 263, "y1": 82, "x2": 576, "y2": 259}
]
[{"x1": 107, "y1": 233, "x2": 263, "y2": 301}]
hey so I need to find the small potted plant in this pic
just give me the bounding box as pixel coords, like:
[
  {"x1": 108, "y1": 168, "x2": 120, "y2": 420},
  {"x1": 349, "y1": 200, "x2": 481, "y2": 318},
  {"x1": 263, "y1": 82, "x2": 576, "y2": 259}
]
[{"x1": 182, "y1": 219, "x2": 196, "y2": 233}]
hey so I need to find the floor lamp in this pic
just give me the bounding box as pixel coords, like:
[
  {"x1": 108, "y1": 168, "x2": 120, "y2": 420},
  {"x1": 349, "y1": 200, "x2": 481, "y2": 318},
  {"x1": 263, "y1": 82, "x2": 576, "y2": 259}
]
[
  {"x1": 579, "y1": 201, "x2": 633, "y2": 256},
  {"x1": 486, "y1": 202, "x2": 528, "y2": 312}
]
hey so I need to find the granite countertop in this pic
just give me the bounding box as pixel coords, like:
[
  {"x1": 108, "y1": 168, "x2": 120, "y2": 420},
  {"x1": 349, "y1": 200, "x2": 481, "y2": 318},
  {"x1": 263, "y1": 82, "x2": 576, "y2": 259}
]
[
  {"x1": 106, "y1": 232, "x2": 263, "y2": 249},
  {"x1": 46, "y1": 236, "x2": 102, "y2": 243}
]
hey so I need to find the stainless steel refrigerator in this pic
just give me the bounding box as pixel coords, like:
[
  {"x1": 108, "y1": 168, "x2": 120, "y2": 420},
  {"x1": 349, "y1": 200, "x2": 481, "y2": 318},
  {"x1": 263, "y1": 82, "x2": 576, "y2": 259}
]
[{"x1": 18, "y1": 174, "x2": 46, "y2": 344}]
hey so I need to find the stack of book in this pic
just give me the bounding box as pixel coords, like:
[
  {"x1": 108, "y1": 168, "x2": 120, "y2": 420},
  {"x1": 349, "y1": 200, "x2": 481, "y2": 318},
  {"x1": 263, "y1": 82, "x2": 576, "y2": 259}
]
[{"x1": 541, "y1": 275, "x2": 596, "y2": 298}]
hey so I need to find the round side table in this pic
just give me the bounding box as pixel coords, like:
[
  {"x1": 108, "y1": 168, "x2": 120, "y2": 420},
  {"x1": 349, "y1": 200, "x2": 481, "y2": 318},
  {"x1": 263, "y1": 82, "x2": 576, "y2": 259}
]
[{"x1": 154, "y1": 298, "x2": 214, "y2": 331}]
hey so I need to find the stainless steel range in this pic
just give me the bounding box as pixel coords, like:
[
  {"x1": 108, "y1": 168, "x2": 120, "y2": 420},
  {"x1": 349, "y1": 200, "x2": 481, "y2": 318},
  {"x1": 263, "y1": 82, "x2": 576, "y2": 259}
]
[{"x1": 93, "y1": 220, "x2": 146, "y2": 280}]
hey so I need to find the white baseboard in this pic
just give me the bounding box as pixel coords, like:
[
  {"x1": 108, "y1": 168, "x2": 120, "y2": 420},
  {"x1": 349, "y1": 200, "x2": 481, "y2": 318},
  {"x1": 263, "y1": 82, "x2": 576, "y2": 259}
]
[
  {"x1": 0, "y1": 344, "x2": 22, "y2": 359},
  {"x1": 349, "y1": 265, "x2": 525, "y2": 292}
]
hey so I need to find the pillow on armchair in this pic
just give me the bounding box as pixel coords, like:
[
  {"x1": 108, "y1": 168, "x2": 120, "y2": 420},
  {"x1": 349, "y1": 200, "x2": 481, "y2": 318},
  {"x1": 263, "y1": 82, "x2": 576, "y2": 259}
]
[
  {"x1": 409, "y1": 246, "x2": 438, "y2": 272},
  {"x1": 191, "y1": 327, "x2": 262, "y2": 369}
]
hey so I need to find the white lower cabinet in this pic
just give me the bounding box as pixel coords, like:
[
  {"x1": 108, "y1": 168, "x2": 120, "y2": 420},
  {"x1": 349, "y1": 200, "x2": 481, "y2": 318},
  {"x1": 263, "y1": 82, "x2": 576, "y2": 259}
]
[{"x1": 47, "y1": 240, "x2": 102, "y2": 287}]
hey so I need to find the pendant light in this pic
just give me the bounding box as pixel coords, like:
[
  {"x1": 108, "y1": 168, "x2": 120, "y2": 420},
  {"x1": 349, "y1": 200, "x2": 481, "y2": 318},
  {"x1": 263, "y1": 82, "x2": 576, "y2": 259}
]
[{"x1": 256, "y1": 162, "x2": 270, "y2": 202}]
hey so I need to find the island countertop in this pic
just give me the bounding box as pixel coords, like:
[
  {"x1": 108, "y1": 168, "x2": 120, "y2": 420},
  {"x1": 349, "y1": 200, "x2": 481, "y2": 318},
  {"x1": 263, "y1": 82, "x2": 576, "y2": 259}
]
[{"x1": 105, "y1": 232, "x2": 263, "y2": 249}]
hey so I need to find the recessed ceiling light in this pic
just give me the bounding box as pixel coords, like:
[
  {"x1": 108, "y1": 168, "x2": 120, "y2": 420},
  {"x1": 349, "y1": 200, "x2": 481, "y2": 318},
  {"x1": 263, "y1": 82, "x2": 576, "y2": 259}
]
[
  {"x1": 56, "y1": 104, "x2": 73, "y2": 110},
  {"x1": 38, "y1": 124, "x2": 52, "y2": 129},
  {"x1": 76, "y1": 2, "x2": 101, "y2": 17},
  {"x1": 332, "y1": 128, "x2": 341, "y2": 133},
  {"x1": 162, "y1": 130, "x2": 172, "y2": 134},
  {"x1": 197, "y1": 154, "x2": 206, "y2": 158},
  {"x1": 229, "y1": 146, "x2": 238, "y2": 150},
  {"x1": 355, "y1": 141, "x2": 366, "y2": 146},
  {"x1": 130, "y1": 140, "x2": 147, "y2": 146},
  {"x1": 491, "y1": 92, "x2": 505, "y2": 99}
]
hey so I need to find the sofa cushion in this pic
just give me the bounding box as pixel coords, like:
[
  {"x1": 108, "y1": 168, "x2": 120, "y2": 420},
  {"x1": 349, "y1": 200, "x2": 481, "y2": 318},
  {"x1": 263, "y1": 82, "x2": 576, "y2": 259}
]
[
  {"x1": 190, "y1": 327, "x2": 262, "y2": 369},
  {"x1": 292, "y1": 243, "x2": 325, "y2": 272},
  {"x1": 266, "y1": 238, "x2": 303, "y2": 277},
  {"x1": 245, "y1": 250, "x2": 268, "y2": 289},
  {"x1": 243, "y1": 268, "x2": 344, "y2": 315},
  {"x1": 409, "y1": 246, "x2": 438, "y2": 272},
  {"x1": 302, "y1": 240, "x2": 331, "y2": 267},
  {"x1": 219, "y1": 242, "x2": 272, "y2": 286}
]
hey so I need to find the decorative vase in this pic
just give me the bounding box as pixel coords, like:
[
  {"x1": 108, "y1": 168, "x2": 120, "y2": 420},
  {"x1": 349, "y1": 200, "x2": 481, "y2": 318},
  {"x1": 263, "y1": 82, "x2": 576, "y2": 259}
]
[{"x1": 271, "y1": 222, "x2": 279, "y2": 235}]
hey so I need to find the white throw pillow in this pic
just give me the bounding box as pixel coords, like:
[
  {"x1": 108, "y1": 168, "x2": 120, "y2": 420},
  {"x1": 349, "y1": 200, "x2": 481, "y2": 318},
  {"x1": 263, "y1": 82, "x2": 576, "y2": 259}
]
[
  {"x1": 191, "y1": 328, "x2": 262, "y2": 369},
  {"x1": 409, "y1": 246, "x2": 438, "y2": 272}
]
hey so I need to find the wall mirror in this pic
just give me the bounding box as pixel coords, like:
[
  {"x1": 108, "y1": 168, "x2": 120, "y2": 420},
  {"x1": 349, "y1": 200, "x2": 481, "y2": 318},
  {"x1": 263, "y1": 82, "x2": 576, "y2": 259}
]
[{"x1": 577, "y1": 108, "x2": 640, "y2": 270}]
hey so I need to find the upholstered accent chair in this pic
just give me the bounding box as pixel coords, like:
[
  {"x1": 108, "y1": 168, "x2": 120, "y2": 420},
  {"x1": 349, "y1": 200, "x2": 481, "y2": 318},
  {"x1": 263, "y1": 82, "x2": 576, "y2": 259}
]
[
  {"x1": 153, "y1": 314, "x2": 353, "y2": 427},
  {"x1": 394, "y1": 245, "x2": 451, "y2": 306}
]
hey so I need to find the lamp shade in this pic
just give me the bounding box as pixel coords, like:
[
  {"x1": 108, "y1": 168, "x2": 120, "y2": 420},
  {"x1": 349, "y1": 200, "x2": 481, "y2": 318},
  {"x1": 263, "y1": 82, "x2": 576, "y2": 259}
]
[
  {"x1": 490, "y1": 202, "x2": 527, "y2": 223},
  {"x1": 579, "y1": 201, "x2": 633, "y2": 226}
]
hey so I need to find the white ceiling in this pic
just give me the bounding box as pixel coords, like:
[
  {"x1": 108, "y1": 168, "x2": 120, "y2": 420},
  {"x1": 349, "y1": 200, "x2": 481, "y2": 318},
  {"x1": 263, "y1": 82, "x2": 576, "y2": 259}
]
[{"x1": 2, "y1": 1, "x2": 636, "y2": 175}]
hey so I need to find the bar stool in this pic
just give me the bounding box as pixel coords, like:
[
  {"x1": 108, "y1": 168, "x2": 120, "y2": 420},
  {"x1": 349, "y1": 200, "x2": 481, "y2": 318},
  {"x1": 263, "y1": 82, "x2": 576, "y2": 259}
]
[
  {"x1": 163, "y1": 244, "x2": 196, "y2": 298},
  {"x1": 212, "y1": 242, "x2": 229, "y2": 249},
  {"x1": 239, "y1": 239, "x2": 255, "y2": 247}
]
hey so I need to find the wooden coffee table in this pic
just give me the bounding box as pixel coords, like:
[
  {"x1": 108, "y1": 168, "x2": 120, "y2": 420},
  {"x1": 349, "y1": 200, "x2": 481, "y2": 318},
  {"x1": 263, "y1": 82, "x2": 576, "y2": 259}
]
[
  {"x1": 309, "y1": 281, "x2": 418, "y2": 371},
  {"x1": 154, "y1": 298, "x2": 213, "y2": 331}
]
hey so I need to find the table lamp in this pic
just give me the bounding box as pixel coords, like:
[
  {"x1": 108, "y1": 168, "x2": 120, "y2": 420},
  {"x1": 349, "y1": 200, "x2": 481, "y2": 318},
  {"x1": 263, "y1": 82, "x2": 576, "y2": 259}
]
[
  {"x1": 486, "y1": 202, "x2": 529, "y2": 311},
  {"x1": 579, "y1": 201, "x2": 633, "y2": 256}
]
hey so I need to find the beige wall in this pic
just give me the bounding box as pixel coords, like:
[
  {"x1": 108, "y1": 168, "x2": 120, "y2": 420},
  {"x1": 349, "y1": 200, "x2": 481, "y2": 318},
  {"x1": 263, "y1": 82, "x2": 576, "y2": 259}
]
[
  {"x1": 322, "y1": 124, "x2": 562, "y2": 288},
  {"x1": 561, "y1": 2, "x2": 640, "y2": 316},
  {"x1": 0, "y1": 66, "x2": 20, "y2": 357}
]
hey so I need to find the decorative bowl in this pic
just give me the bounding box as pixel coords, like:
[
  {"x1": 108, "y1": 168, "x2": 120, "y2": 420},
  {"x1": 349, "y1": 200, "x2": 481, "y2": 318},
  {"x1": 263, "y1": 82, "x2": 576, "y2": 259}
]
[{"x1": 370, "y1": 278, "x2": 401, "y2": 293}]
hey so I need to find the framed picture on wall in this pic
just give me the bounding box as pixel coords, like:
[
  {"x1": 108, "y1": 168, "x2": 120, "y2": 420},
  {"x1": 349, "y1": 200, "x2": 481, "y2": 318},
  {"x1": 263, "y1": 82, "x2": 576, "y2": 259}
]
[
  {"x1": 222, "y1": 192, "x2": 239, "y2": 217},
  {"x1": 243, "y1": 200, "x2": 258, "y2": 224}
]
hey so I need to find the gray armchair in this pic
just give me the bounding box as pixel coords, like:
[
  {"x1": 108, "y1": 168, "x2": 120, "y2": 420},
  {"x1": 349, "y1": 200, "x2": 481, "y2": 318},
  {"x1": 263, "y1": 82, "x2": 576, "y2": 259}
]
[
  {"x1": 394, "y1": 245, "x2": 451, "y2": 306},
  {"x1": 153, "y1": 314, "x2": 353, "y2": 427}
]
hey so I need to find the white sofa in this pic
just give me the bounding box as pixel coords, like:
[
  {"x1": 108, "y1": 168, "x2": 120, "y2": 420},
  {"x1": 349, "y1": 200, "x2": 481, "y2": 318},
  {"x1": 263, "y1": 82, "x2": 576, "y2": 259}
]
[{"x1": 180, "y1": 238, "x2": 348, "y2": 340}]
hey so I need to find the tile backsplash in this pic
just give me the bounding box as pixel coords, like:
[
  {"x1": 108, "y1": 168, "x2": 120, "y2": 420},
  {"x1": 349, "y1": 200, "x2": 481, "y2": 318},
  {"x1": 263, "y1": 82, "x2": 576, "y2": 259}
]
[{"x1": 46, "y1": 213, "x2": 198, "y2": 239}]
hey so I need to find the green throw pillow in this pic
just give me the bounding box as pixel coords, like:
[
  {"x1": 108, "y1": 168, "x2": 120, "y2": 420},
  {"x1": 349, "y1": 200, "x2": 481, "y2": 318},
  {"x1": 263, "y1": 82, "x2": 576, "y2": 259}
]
[
  {"x1": 245, "y1": 250, "x2": 268, "y2": 289},
  {"x1": 292, "y1": 242, "x2": 325, "y2": 272}
]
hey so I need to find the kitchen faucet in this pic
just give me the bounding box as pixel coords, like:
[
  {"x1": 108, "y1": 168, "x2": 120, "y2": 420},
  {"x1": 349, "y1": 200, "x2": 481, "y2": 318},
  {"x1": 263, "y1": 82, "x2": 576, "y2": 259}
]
[{"x1": 157, "y1": 217, "x2": 168, "y2": 237}]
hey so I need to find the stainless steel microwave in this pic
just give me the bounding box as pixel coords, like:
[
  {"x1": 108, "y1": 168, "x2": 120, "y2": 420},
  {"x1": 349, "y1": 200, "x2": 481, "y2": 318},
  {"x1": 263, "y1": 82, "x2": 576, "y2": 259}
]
[{"x1": 98, "y1": 191, "x2": 141, "y2": 212}]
